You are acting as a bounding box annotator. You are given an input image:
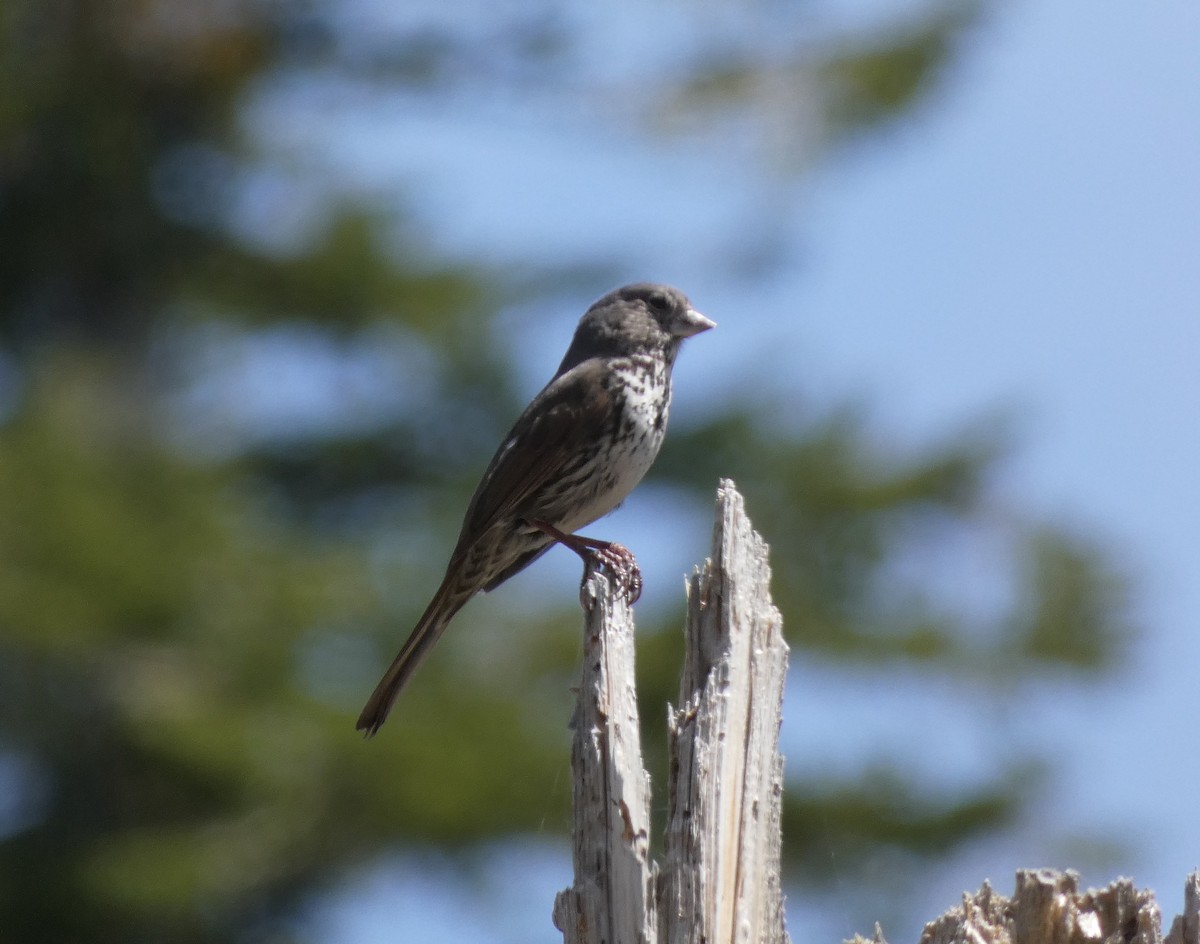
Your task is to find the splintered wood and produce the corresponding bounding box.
[554,480,790,944]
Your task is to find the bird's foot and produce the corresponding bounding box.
[587,541,642,604]
[526,519,643,604]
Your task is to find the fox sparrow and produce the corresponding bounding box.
[357,283,714,735]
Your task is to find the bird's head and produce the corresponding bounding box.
[556,283,715,375]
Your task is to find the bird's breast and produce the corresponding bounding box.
[555,356,671,533]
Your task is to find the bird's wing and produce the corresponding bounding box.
[453,358,610,551]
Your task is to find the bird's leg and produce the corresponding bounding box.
[526,519,643,604]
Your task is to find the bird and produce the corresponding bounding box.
[356,283,715,735]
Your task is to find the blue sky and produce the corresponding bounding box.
[799,0,1200,926]
[258,0,1200,939]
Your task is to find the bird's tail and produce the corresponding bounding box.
[355,575,475,737]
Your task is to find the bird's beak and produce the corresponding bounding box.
[675,307,717,338]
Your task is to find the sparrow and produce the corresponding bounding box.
[356,283,714,735]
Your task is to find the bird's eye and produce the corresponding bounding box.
[647,292,669,312]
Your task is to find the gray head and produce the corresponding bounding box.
[556,283,715,377]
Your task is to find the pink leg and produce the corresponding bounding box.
[527,519,643,604]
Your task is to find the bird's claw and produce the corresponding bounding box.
[591,542,642,604]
